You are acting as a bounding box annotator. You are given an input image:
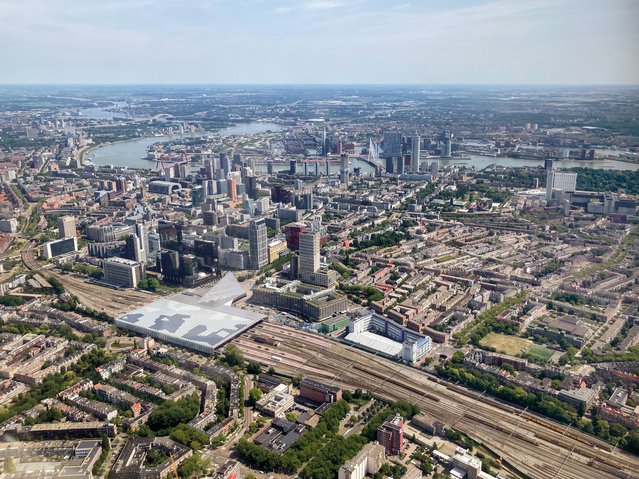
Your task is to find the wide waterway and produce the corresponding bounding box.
[88,123,639,172]
[88,122,283,169]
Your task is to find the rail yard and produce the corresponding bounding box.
[232,321,639,479]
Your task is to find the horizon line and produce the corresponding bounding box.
[1,82,639,88]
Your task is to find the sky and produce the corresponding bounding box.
[1,0,638,85]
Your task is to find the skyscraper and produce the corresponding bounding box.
[249,218,268,270]
[228,177,238,202]
[340,153,349,185]
[299,231,320,277]
[410,135,421,172]
[430,161,440,177]
[290,159,297,175]
[322,127,328,156]
[383,132,402,158]
[134,223,148,263]
[220,152,230,176]
[57,216,76,239]
[441,134,453,158]
[204,158,215,179]
[544,158,554,171]
[385,157,395,174]
[546,171,577,203]
[125,234,145,263]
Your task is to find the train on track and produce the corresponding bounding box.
[251,335,280,346]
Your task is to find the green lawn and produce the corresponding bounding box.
[479,333,532,356]
[524,345,554,363]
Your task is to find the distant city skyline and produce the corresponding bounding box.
[1,0,638,85]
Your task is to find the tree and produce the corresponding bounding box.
[170,424,210,450]
[148,277,161,290]
[178,453,210,478]
[247,361,261,375]
[223,344,245,368]
[577,400,587,418]
[147,394,200,435]
[101,434,111,451]
[248,387,263,407]
[292,374,303,387]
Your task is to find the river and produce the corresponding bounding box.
[88,124,639,172]
[88,122,283,169]
[444,155,639,171]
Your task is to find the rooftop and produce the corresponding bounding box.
[116,273,265,353]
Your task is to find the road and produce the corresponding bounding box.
[243,375,253,430]
[232,322,639,479]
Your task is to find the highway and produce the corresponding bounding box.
[232,322,639,479]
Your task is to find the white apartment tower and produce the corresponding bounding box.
[410,135,421,172]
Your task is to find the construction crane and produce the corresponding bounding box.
[154,157,167,175]
[169,451,178,477]
[178,149,190,165]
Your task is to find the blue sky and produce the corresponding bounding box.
[1,0,638,84]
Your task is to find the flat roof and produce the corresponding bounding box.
[345,331,403,356]
[116,273,265,353]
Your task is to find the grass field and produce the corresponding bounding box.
[479,333,532,356]
[524,344,555,362]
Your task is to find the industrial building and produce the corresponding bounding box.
[299,378,342,405]
[116,273,264,354]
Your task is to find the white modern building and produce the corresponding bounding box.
[102,257,144,288]
[338,443,385,479]
[43,236,78,259]
[546,171,577,203]
[347,312,432,364]
[116,273,265,354]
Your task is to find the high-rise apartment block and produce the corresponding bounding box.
[377,413,404,456]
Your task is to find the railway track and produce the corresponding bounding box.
[233,322,639,479]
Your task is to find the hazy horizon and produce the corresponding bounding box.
[2,0,638,85]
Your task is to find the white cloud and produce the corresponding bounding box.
[306,1,348,10]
